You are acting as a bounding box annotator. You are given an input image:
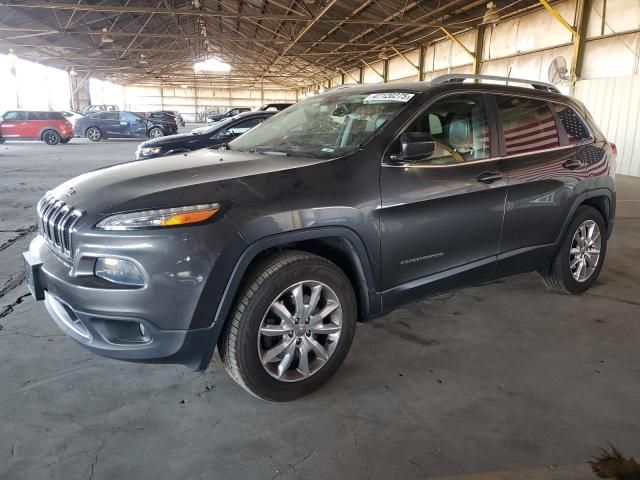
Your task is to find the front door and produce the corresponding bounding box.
[1,111,28,138]
[120,112,147,137]
[380,93,507,308]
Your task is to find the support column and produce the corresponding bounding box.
[572,0,591,81]
[474,26,485,75]
[383,59,389,83]
[419,45,427,81]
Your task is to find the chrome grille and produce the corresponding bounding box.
[37,194,83,258]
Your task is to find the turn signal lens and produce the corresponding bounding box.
[159,208,218,226]
[95,203,220,230]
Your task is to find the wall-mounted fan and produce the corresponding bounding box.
[548,56,569,84]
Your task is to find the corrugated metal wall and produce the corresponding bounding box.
[575,76,640,176]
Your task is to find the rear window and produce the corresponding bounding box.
[551,103,592,144]
[495,96,560,155]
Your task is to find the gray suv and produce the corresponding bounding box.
[24,74,616,401]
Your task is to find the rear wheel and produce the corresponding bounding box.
[218,251,357,401]
[42,129,60,145]
[148,127,164,139]
[86,127,102,142]
[541,205,607,294]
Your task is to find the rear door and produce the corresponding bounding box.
[491,94,592,275]
[0,111,27,138]
[95,112,121,136]
[380,92,507,307]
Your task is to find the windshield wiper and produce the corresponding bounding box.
[249,147,289,156]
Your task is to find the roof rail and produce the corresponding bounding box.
[430,74,560,93]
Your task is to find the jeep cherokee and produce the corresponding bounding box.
[24,74,616,401]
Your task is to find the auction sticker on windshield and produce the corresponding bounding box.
[363,93,415,103]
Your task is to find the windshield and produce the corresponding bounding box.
[192,116,238,135]
[228,90,415,158]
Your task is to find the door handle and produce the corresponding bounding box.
[562,159,583,170]
[475,171,503,184]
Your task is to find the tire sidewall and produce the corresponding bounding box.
[43,130,60,145]
[233,260,357,401]
[555,206,607,294]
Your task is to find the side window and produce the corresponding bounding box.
[495,96,560,155]
[227,117,264,135]
[551,103,591,144]
[391,94,491,165]
[27,112,44,120]
[120,112,140,122]
[4,111,22,121]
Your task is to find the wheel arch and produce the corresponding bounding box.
[194,227,380,371]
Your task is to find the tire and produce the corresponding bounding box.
[86,127,102,142]
[541,205,607,294]
[148,127,164,139]
[42,129,60,145]
[218,251,357,402]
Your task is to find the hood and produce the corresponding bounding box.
[49,149,328,220]
[138,131,201,149]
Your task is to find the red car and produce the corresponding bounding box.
[0,110,74,145]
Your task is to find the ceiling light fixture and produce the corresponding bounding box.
[7,48,17,59]
[69,67,77,76]
[101,27,114,43]
[482,2,501,25]
[193,0,201,8]
[194,58,231,72]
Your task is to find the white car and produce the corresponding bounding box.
[60,110,85,127]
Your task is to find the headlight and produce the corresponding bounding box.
[139,146,162,157]
[95,203,220,230]
[95,257,145,286]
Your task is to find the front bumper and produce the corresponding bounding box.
[23,223,240,369]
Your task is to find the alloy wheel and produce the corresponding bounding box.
[87,128,100,141]
[149,128,163,138]
[569,219,601,282]
[257,280,343,382]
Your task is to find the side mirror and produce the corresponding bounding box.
[392,132,435,162]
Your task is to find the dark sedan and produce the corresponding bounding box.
[75,111,178,142]
[135,111,273,160]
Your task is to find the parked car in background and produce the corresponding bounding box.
[158,110,185,127]
[136,111,274,160]
[60,110,85,127]
[82,104,119,115]
[0,110,73,145]
[206,107,251,124]
[75,111,177,141]
[145,110,182,126]
[257,103,293,112]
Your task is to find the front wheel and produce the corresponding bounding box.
[86,127,102,142]
[541,205,607,294]
[218,251,357,401]
[148,127,163,139]
[42,129,60,145]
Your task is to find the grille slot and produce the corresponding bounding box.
[37,194,82,258]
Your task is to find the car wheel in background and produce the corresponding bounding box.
[148,127,164,139]
[218,251,357,402]
[42,130,61,145]
[541,205,607,295]
[86,127,102,142]
[60,137,71,144]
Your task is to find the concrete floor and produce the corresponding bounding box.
[1,134,639,480]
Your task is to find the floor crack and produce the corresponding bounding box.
[0,224,37,252]
[0,292,30,321]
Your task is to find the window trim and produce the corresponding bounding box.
[382,89,594,169]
